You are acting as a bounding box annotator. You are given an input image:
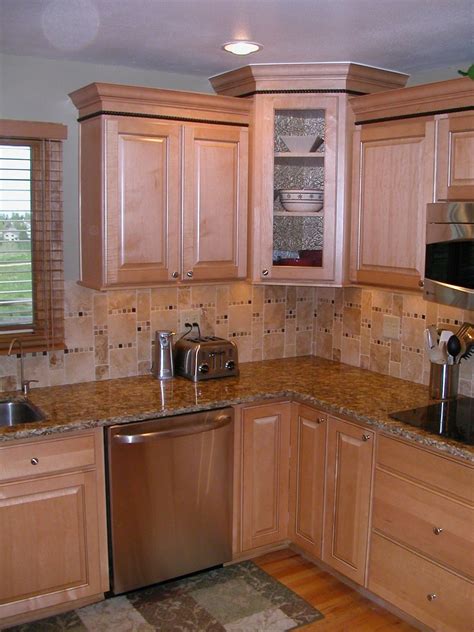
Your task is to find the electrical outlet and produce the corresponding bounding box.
[383,314,400,340]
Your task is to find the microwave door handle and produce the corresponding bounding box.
[113,413,232,444]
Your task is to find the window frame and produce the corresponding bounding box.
[0,119,67,354]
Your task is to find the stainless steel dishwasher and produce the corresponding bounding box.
[106,408,233,594]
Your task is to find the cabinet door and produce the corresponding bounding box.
[323,416,374,585]
[105,117,181,285]
[241,402,291,551]
[0,470,104,620]
[436,113,474,201]
[252,94,342,284]
[289,404,326,558]
[351,119,435,290]
[182,124,248,281]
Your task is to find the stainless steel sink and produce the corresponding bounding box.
[0,400,46,426]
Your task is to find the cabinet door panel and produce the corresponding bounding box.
[241,403,291,551]
[0,470,103,618]
[106,118,180,285]
[323,417,374,585]
[436,114,474,200]
[254,94,341,284]
[289,405,326,557]
[183,125,248,281]
[351,120,435,289]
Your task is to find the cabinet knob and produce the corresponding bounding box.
[362,434,371,441]
[433,527,443,535]
[262,269,269,277]
[186,271,193,278]
[426,593,437,602]
[317,417,325,424]
[418,280,424,288]
[171,271,179,279]
[30,457,39,465]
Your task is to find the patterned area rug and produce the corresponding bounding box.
[7,561,323,631]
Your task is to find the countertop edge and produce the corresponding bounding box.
[1,386,473,463]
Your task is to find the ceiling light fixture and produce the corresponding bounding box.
[222,41,263,56]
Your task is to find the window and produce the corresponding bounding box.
[0,120,67,353]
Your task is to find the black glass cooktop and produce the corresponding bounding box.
[389,397,474,445]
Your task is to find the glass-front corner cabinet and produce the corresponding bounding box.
[251,94,344,284]
[210,63,410,286]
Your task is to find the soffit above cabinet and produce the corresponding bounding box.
[350,77,474,124]
[209,62,409,97]
[68,82,251,125]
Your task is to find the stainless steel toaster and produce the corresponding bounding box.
[174,336,239,381]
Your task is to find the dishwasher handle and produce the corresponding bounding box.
[112,412,233,444]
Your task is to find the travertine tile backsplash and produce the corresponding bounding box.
[1,281,473,396]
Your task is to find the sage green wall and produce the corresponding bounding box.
[0,53,212,280]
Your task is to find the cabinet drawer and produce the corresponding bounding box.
[369,532,474,632]
[0,433,96,482]
[373,469,473,579]
[377,434,473,504]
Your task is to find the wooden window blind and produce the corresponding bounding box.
[0,120,67,353]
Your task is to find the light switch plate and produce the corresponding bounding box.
[383,314,400,340]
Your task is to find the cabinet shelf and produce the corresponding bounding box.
[274,210,324,217]
[274,152,324,159]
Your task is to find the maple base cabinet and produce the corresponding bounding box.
[0,429,108,626]
[236,401,292,553]
[289,404,327,558]
[322,416,375,585]
[369,434,474,632]
[69,83,249,289]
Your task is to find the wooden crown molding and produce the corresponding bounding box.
[209,62,409,97]
[350,77,474,123]
[0,119,67,140]
[69,82,251,125]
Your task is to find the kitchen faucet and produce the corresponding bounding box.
[7,338,38,396]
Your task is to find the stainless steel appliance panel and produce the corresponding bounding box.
[106,408,233,594]
[424,202,474,310]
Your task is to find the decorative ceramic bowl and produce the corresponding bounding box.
[279,189,324,212]
[280,135,323,153]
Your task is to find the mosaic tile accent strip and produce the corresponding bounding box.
[5,561,323,632]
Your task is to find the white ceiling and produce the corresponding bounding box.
[0,0,472,80]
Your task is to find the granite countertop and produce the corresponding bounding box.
[0,356,472,462]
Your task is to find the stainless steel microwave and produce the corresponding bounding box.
[424,202,474,311]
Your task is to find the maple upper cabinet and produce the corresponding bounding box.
[436,111,474,201]
[183,124,248,281]
[350,77,473,291]
[350,118,436,290]
[211,63,408,285]
[289,404,327,558]
[323,416,375,586]
[69,82,249,289]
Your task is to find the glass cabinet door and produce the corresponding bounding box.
[258,95,338,283]
[273,108,325,268]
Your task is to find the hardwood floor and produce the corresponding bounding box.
[253,548,418,631]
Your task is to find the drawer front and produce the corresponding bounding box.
[373,469,473,579]
[377,434,473,504]
[369,532,474,632]
[0,433,96,482]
